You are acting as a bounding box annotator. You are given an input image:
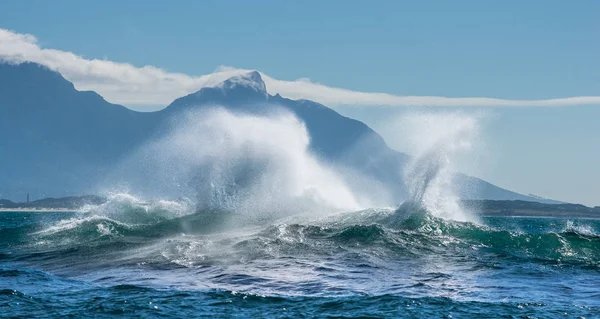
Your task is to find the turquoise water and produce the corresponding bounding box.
[1,207,599,318]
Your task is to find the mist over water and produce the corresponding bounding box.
[393,112,481,223]
[101,108,484,224]
[106,108,368,219]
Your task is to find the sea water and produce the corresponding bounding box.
[1,205,599,318]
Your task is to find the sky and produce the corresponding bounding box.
[0,1,598,205]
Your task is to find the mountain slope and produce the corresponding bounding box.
[0,62,161,197]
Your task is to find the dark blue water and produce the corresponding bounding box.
[1,204,599,318]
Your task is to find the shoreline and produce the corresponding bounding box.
[0,208,82,213]
[480,213,600,220]
[1,208,599,219]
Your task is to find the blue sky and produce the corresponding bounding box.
[2,1,599,98]
[1,1,598,205]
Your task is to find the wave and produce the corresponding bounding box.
[23,195,240,248]
[5,196,598,272]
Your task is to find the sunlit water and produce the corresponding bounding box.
[1,206,599,318]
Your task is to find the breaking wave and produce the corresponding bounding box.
[5,196,597,275]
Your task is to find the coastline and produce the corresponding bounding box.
[0,208,81,213]
[1,196,599,218]
[2,208,599,219]
[480,213,600,220]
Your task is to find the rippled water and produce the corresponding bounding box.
[1,206,599,318]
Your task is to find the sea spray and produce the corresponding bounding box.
[105,108,365,218]
[392,112,482,222]
[102,108,485,224]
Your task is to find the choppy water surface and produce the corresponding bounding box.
[1,201,599,318]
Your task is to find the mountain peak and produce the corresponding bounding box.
[169,71,268,111]
[217,71,267,96]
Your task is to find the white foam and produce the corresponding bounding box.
[106,108,365,217]
[563,220,596,236]
[391,112,482,223]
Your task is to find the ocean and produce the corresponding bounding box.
[1,199,599,318]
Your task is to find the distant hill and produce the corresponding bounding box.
[0,62,560,204]
[462,200,600,218]
[453,174,564,204]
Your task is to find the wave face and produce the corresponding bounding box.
[2,198,600,318]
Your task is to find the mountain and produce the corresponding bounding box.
[0,62,162,198]
[164,71,391,158]
[453,174,563,204]
[0,62,557,204]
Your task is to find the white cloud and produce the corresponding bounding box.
[1,28,599,109]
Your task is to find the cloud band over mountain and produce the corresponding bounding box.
[1,28,599,109]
